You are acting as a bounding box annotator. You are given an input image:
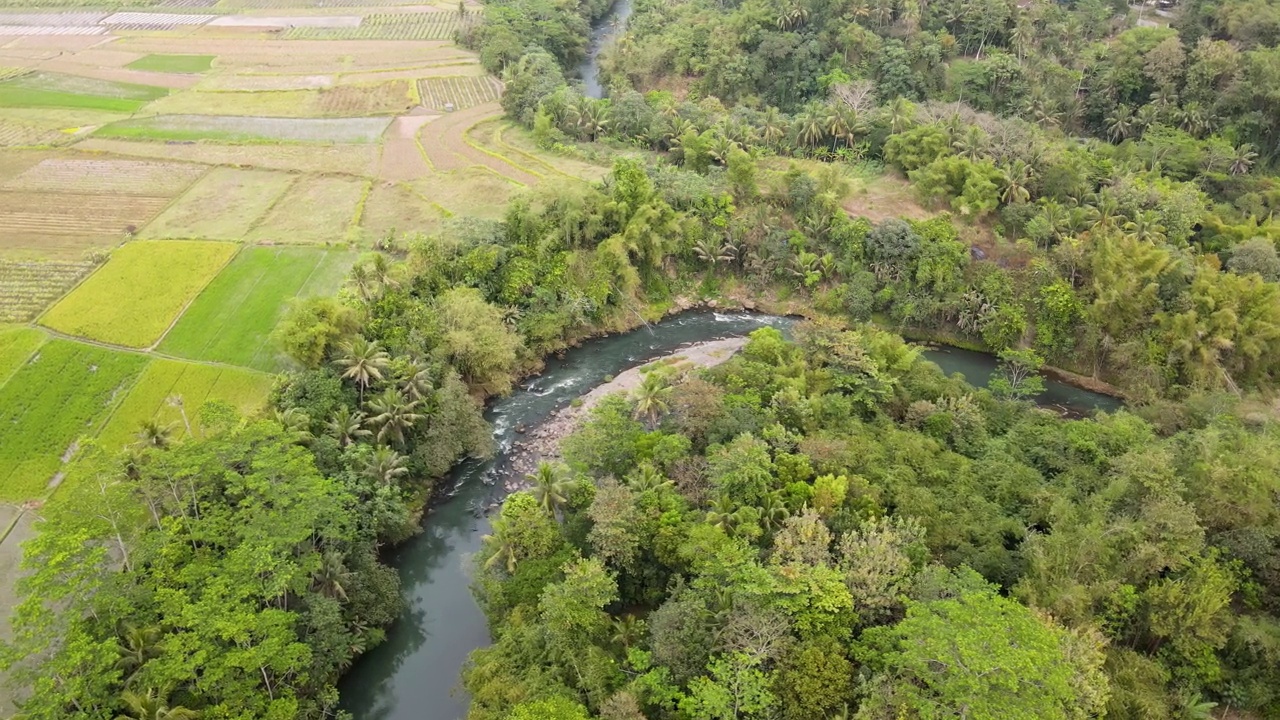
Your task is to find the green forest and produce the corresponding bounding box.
[6,0,1280,716]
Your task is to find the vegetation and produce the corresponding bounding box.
[41,241,237,349]
[124,55,215,74]
[0,339,146,501]
[158,248,355,371]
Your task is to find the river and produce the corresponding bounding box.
[577,0,632,99]
[338,312,1119,720]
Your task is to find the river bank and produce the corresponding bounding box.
[503,336,748,489]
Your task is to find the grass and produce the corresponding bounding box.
[0,72,167,113]
[359,180,449,242]
[95,358,273,449]
[246,174,367,244]
[126,54,215,74]
[0,326,46,387]
[141,168,296,240]
[158,247,355,371]
[0,339,147,502]
[40,240,238,348]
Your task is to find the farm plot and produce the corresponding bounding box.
[246,174,367,244]
[0,192,171,258]
[0,120,66,147]
[283,12,480,40]
[0,326,45,386]
[75,137,380,174]
[0,339,147,502]
[360,180,449,241]
[0,258,96,322]
[160,247,354,370]
[41,240,237,348]
[126,54,215,73]
[143,89,321,118]
[316,80,415,116]
[96,114,391,142]
[418,75,501,111]
[142,167,295,240]
[1,157,207,195]
[415,168,517,218]
[0,72,167,112]
[95,358,273,449]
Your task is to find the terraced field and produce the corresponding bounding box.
[0,191,171,257]
[159,247,355,370]
[0,157,207,195]
[247,174,368,243]
[418,75,501,110]
[40,240,237,347]
[143,167,296,240]
[0,72,167,112]
[0,325,45,385]
[96,114,392,143]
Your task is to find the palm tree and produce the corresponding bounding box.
[1000,161,1032,204]
[363,445,409,486]
[610,615,645,652]
[135,419,173,449]
[364,388,424,447]
[396,360,435,402]
[114,689,199,720]
[1229,143,1258,176]
[627,462,672,492]
[793,103,827,150]
[528,462,574,519]
[114,624,162,678]
[326,406,371,447]
[367,252,399,291]
[273,407,312,443]
[632,372,672,426]
[345,263,378,301]
[165,395,192,438]
[708,134,739,165]
[886,97,915,133]
[335,336,390,402]
[952,125,988,160]
[312,550,352,601]
[706,496,742,534]
[692,236,735,271]
[759,107,789,148]
[481,532,518,574]
[1106,105,1135,142]
[1123,210,1167,244]
[758,492,790,532]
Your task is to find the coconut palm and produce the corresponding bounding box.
[367,253,400,291]
[708,134,740,165]
[632,372,672,426]
[481,532,518,573]
[626,462,672,492]
[165,395,192,438]
[273,407,312,443]
[1229,143,1258,176]
[1106,105,1135,142]
[335,336,390,402]
[952,125,988,160]
[114,689,199,720]
[793,103,827,149]
[528,462,575,519]
[758,492,790,532]
[706,496,742,534]
[364,388,424,447]
[326,406,370,447]
[396,360,435,403]
[886,97,915,133]
[758,106,789,148]
[1123,210,1167,244]
[692,236,735,271]
[610,615,645,651]
[312,550,352,601]
[1000,160,1032,204]
[114,624,162,678]
[363,445,409,486]
[135,419,174,449]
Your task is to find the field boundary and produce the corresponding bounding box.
[346,178,373,240]
[145,241,241,351]
[0,329,46,390]
[461,126,542,183]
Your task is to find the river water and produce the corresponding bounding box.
[338,312,1119,720]
[577,0,633,98]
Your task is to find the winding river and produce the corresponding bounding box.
[338,311,1118,720]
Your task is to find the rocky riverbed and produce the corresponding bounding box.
[501,336,748,491]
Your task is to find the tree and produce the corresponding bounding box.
[772,637,854,720]
[135,419,173,449]
[858,578,1109,720]
[273,296,358,369]
[334,336,390,402]
[680,652,776,720]
[528,462,575,520]
[363,445,409,486]
[989,348,1046,401]
[326,405,370,447]
[114,689,199,720]
[1226,237,1280,281]
[364,388,424,447]
[433,287,525,395]
[632,372,673,427]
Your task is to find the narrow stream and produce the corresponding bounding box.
[577,0,632,99]
[338,312,1120,720]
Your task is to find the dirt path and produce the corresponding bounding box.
[503,337,747,488]
[419,100,539,185]
[0,507,33,714]
[377,114,436,181]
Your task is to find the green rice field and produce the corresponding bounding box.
[0,73,168,113]
[0,326,46,386]
[126,54,216,74]
[0,339,147,501]
[158,247,355,370]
